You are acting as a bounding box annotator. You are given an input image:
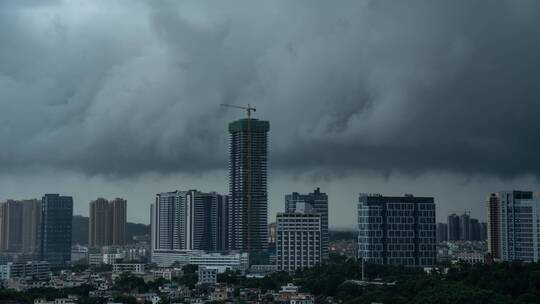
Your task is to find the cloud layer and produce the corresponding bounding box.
[1,0,540,179]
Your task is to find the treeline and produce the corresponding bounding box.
[3,256,540,304]
[295,255,540,303]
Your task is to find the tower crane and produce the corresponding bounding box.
[221,103,256,118]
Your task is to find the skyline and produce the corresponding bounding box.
[1,1,540,227]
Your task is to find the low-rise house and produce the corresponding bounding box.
[34,298,76,304]
[152,268,183,280]
[112,263,146,274]
[209,287,230,302]
[197,267,218,285]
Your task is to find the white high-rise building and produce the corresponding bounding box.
[151,190,228,253]
[488,191,540,262]
[285,188,329,259]
[276,202,322,272]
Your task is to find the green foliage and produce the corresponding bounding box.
[114,273,149,293]
[217,270,240,284]
[172,264,198,288]
[0,284,97,304]
[294,256,540,304]
[241,271,293,292]
[70,264,89,273]
[113,295,138,304]
[0,287,32,304]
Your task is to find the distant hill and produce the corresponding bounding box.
[71,215,150,245]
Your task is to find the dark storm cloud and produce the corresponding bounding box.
[0,0,539,178]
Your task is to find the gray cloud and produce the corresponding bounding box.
[1,0,539,179]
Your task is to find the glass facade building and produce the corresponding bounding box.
[39,194,73,267]
[357,194,436,266]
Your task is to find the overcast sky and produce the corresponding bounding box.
[1,0,540,227]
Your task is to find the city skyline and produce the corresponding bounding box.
[2,2,540,302]
[1,1,540,227]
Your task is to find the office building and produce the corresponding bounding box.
[276,203,322,272]
[357,194,436,266]
[228,118,270,252]
[89,198,127,248]
[436,223,448,243]
[151,190,228,253]
[487,191,540,262]
[447,214,460,241]
[39,194,73,266]
[285,188,329,259]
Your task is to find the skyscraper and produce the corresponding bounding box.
[487,191,540,262]
[0,200,41,253]
[110,198,127,246]
[357,194,436,267]
[0,203,4,251]
[459,213,471,241]
[285,188,329,259]
[152,191,183,252]
[185,190,219,251]
[447,214,460,241]
[480,222,488,241]
[487,193,501,259]
[469,218,481,241]
[436,223,448,243]
[228,118,269,252]
[151,190,227,253]
[216,194,229,251]
[40,194,73,266]
[0,200,23,252]
[89,198,110,247]
[89,198,127,248]
[21,200,41,253]
[276,203,322,272]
